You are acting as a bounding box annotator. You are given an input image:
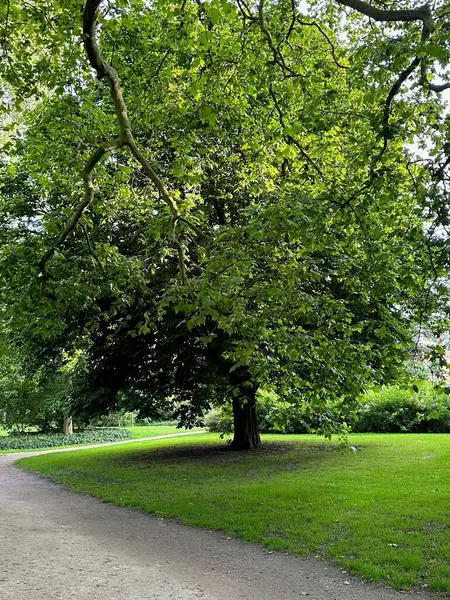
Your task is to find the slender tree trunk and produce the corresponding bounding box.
[229,381,261,450]
[63,375,73,435]
[63,415,73,435]
[42,416,49,434]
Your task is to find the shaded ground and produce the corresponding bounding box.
[0,442,439,600]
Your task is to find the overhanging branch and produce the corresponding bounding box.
[40,0,189,281]
[39,137,123,272]
[334,0,450,93]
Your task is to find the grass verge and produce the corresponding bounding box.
[17,433,450,593]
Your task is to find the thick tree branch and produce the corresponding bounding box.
[335,0,450,93]
[84,0,186,280]
[333,0,450,170]
[39,137,122,272]
[127,139,187,278]
[257,0,301,78]
[429,81,450,92]
[41,0,188,281]
[334,0,433,33]
[83,0,132,140]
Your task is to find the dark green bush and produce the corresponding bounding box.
[90,411,137,427]
[353,384,450,433]
[0,428,132,450]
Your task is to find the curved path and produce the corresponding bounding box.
[0,436,436,600]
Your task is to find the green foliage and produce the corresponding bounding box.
[257,394,311,435]
[0,428,131,451]
[207,384,450,435]
[204,406,233,434]
[0,347,71,433]
[1,0,449,440]
[404,360,431,381]
[354,384,450,433]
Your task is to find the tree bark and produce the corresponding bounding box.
[63,416,73,435]
[229,383,261,450]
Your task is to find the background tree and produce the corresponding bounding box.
[0,343,75,434]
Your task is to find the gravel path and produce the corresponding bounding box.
[0,437,437,600]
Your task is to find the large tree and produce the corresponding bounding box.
[1,0,449,448]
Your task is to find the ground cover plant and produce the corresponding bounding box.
[18,433,450,593]
[0,427,131,451]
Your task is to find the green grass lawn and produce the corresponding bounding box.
[17,433,450,594]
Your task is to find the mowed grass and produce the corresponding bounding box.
[18,433,450,593]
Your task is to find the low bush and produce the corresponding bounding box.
[353,384,450,433]
[0,428,132,450]
[90,411,137,428]
[204,406,233,434]
[134,417,178,427]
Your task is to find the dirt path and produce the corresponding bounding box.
[0,441,437,600]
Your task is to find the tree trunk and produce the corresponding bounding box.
[63,375,74,435]
[63,416,73,435]
[229,386,261,450]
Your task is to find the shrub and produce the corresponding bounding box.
[134,417,177,426]
[90,411,137,427]
[0,428,132,450]
[204,406,233,433]
[353,384,450,433]
[258,391,310,433]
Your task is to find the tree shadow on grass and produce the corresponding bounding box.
[115,440,340,473]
